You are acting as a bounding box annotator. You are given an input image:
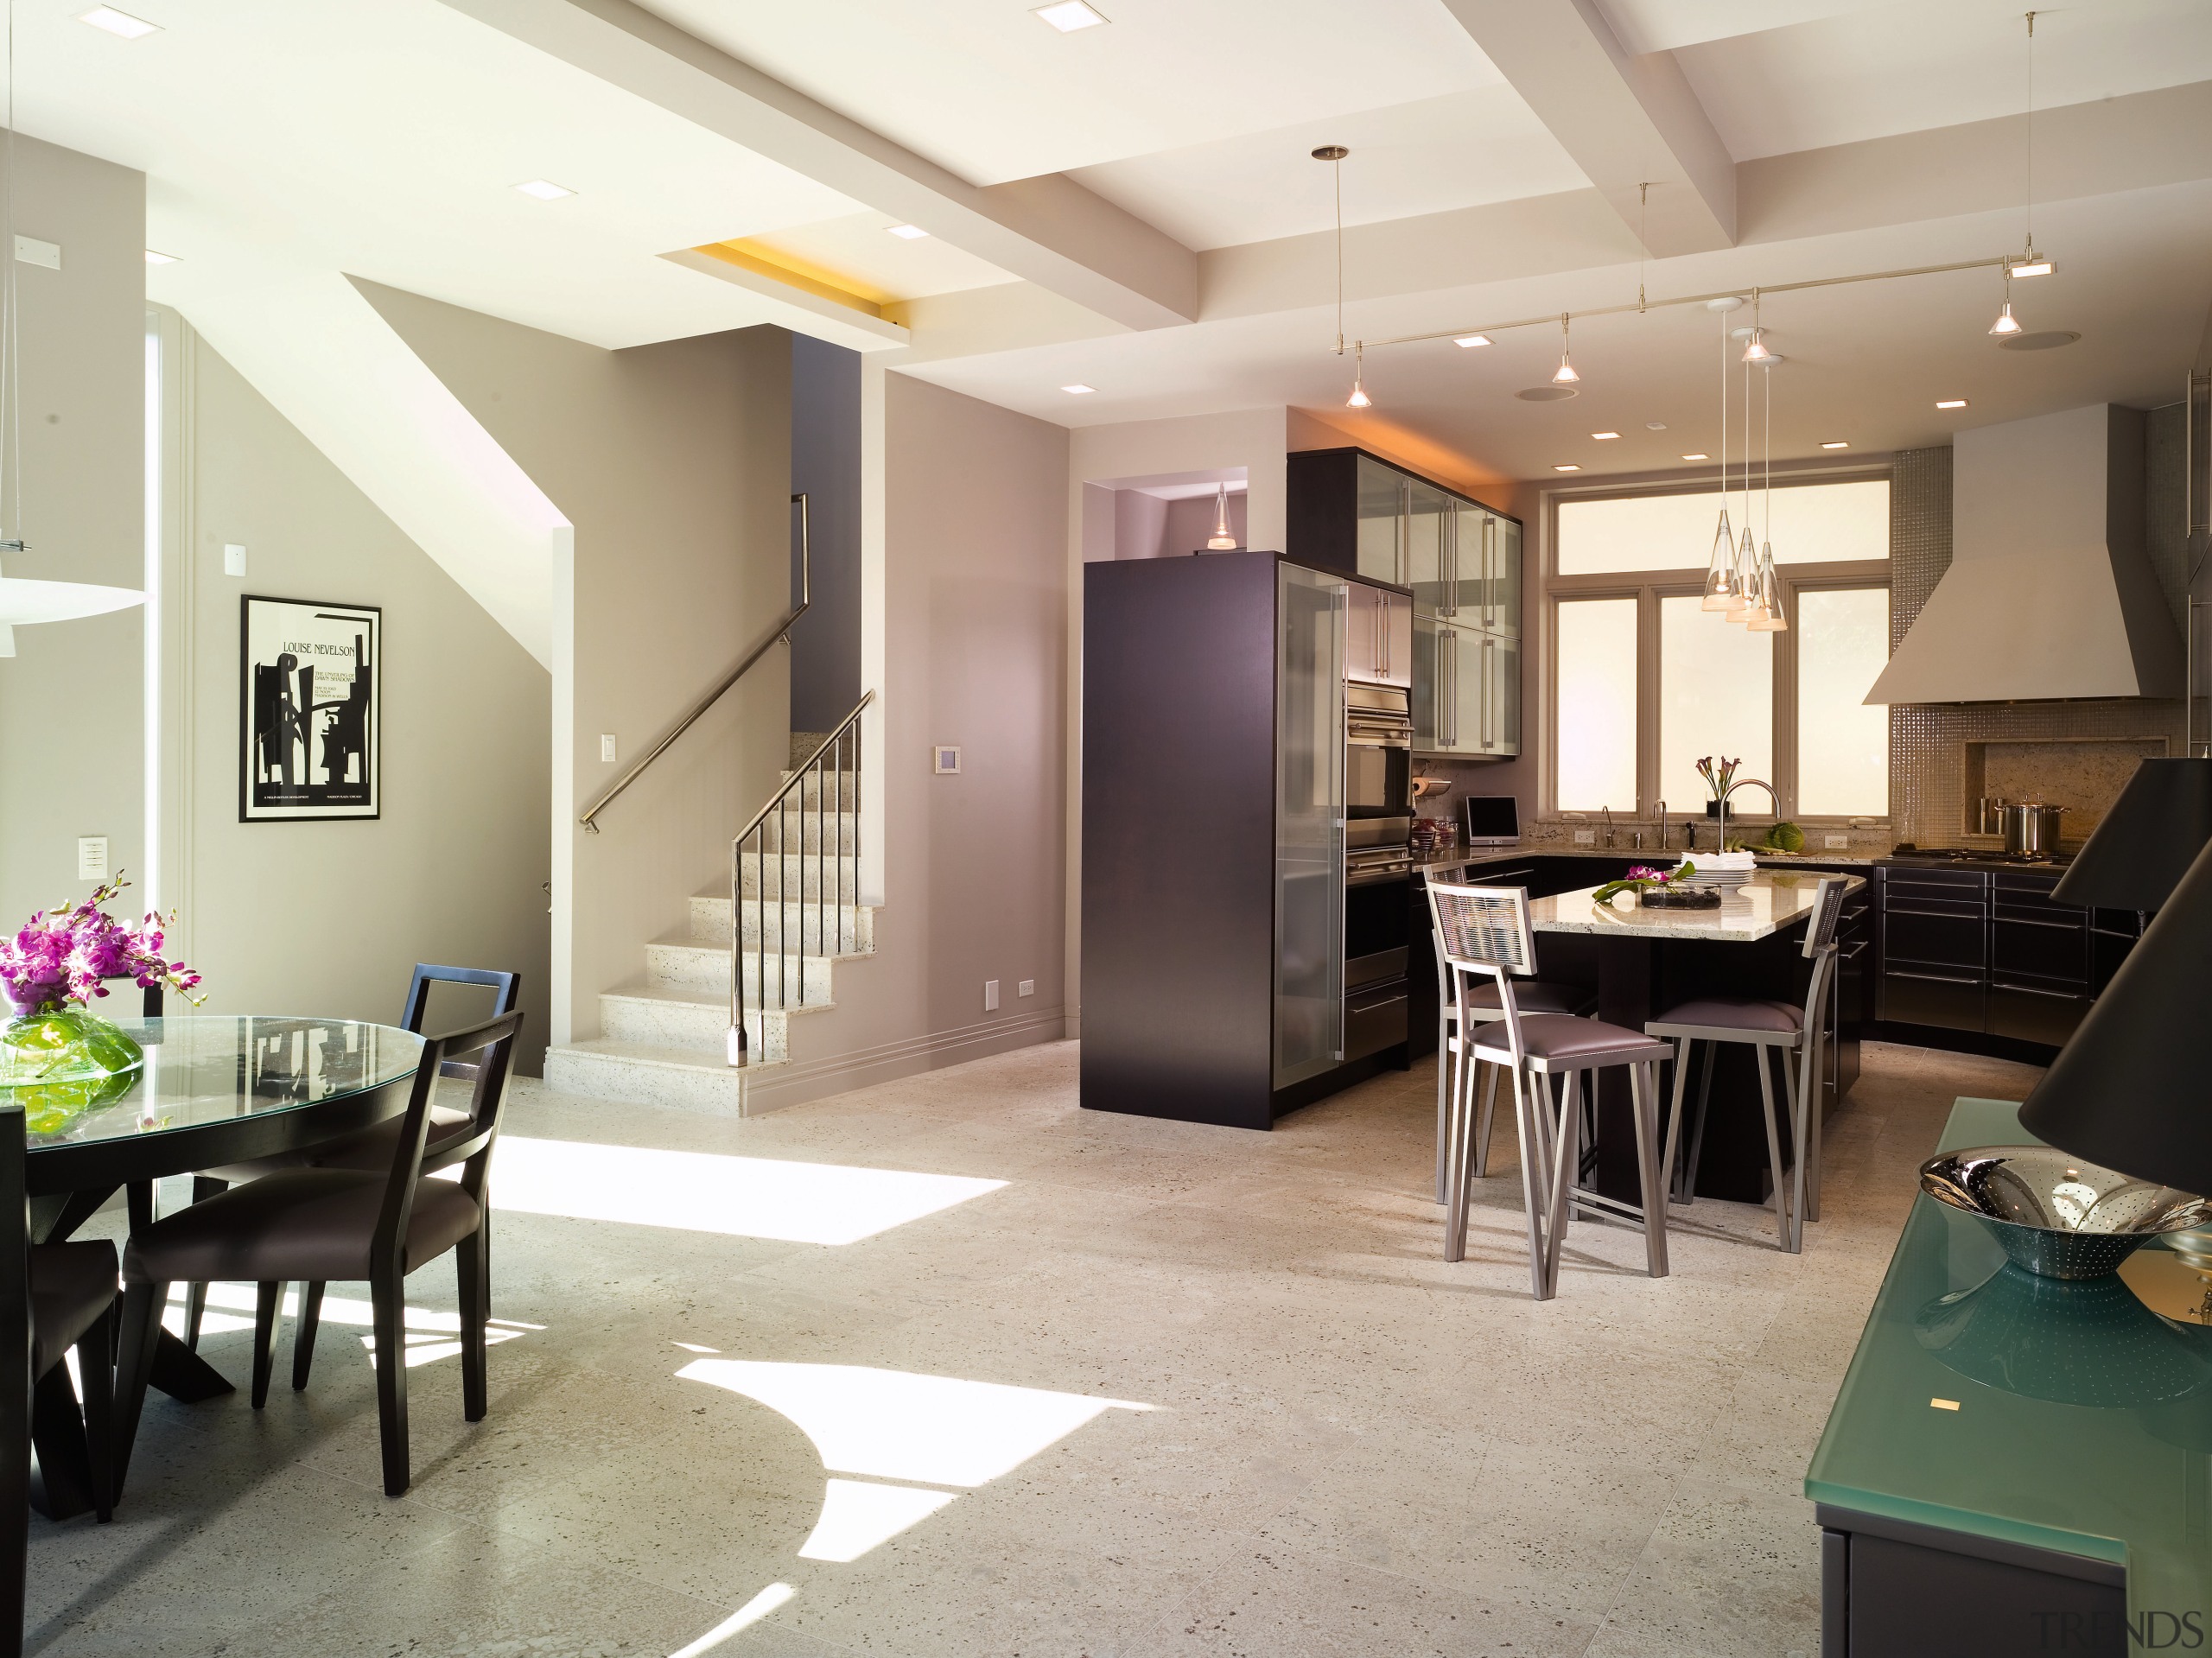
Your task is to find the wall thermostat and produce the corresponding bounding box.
[933,746,962,775]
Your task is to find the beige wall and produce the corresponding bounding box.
[360,286,793,1044]
[173,334,552,1057]
[0,137,146,927]
[752,370,1067,1107]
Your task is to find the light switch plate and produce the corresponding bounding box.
[223,543,246,577]
[983,979,1000,1012]
[1824,834,1851,849]
[1018,979,1034,998]
[77,836,108,881]
[933,745,962,775]
[600,734,618,763]
[14,235,59,270]
[1573,829,1595,845]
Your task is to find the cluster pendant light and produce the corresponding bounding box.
[1748,338,1787,633]
[1698,294,1788,633]
[1700,300,1739,612]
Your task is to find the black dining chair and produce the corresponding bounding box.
[180,964,521,1354]
[115,1009,522,1498]
[3,1105,124,1655]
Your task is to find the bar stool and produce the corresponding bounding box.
[1429,880,1674,1301]
[1647,876,1848,1254]
[1428,874,1595,1201]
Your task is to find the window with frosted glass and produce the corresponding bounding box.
[1555,598,1637,812]
[1659,596,1773,816]
[1798,588,1891,817]
[1558,480,1888,575]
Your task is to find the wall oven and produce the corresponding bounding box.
[1345,682,1412,849]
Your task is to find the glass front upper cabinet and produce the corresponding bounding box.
[1354,457,1403,586]
[1402,481,1449,615]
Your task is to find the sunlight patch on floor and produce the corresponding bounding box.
[667,1583,795,1658]
[165,1283,542,1369]
[798,1479,957,1562]
[462,1136,1007,1244]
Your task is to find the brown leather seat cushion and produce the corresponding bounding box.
[123,1169,484,1286]
[202,1105,474,1184]
[30,1241,117,1379]
[1454,981,1596,1019]
[1471,1013,1666,1062]
[1649,998,1802,1036]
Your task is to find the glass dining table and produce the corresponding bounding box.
[22,1014,423,1518]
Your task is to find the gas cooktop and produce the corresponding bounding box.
[1883,844,2075,867]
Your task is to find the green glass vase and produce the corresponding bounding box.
[1,1005,143,1134]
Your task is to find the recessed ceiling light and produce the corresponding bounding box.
[1553,464,1581,473]
[1936,399,1969,410]
[1591,432,1620,441]
[1681,452,1709,461]
[79,5,160,38]
[1821,441,1849,450]
[2010,259,2055,278]
[514,179,573,201]
[887,224,930,240]
[1454,334,1491,349]
[1033,0,1108,30]
[1645,422,1668,431]
[143,249,178,264]
[1061,384,1095,395]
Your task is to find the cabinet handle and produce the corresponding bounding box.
[1885,967,1982,987]
[1992,979,2086,1000]
[1481,635,1494,750]
[1483,516,1495,629]
[1442,630,1456,746]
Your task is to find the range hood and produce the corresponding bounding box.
[1866,404,2183,704]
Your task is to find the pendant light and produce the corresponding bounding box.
[1550,314,1580,384]
[2010,12,2051,285]
[1749,357,1787,632]
[1205,484,1237,549]
[1345,344,1371,410]
[0,0,145,655]
[1314,143,1371,410]
[1726,328,1759,621]
[1989,268,2024,337]
[1700,301,1739,610]
[1739,290,1773,364]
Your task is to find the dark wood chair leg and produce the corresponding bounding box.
[111,1280,167,1490]
[181,1178,228,1350]
[457,1226,488,1422]
[292,1282,326,1392]
[249,1282,280,1408]
[370,1269,410,1496]
[77,1305,117,1523]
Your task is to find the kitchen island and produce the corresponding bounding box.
[1423,857,1867,1209]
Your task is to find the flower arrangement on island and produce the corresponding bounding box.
[1592,862,1700,905]
[0,876,201,1017]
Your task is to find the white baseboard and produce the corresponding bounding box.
[740,1006,1069,1115]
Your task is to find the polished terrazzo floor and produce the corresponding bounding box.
[29,1038,2044,1657]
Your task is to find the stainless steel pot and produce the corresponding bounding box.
[1999,802,2066,857]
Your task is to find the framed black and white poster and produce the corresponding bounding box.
[239,594,380,823]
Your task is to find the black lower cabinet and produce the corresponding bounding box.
[1821,1508,2128,1656]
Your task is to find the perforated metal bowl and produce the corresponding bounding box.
[1919,1146,2212,1280]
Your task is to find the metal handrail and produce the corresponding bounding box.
[727,688,874,1069]
[579,492,811,833]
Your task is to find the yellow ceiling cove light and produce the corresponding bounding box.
[514,179,573,200]
[1033,1,1108,31]
[78,5,159,37]
[1454,334,1491,349]
[886,224,929,239]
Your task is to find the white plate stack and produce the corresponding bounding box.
[1670,850,1757,890]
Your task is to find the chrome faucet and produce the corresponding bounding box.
[1655,800,1669,853]
[1717,778,1780,851]
[1601,805,1615,848]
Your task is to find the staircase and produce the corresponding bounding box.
[547,708,876,1115]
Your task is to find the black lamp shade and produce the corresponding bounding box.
[2050,757,2212,912]
[2021,834,2212,1195]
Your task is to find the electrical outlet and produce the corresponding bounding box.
[600,734,618,763]
[77,836,108,881]
[1824,834,1851,849]
[1018,979,1034,998]
[223,543,246,577]
[983,979,1000,1012]
[1573,829,1595,845]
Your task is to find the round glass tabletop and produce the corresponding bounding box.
[18,1016,423,1185]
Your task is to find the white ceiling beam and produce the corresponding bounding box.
[436,0,1196,330]
[1436,0,1736,257]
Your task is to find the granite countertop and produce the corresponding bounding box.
[1524,872,1865,941]
[1413,845,1884,871]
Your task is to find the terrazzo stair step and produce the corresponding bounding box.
[737,854,861,902]
[543,1039,751,1113]
[601,983,824,1049]
[644,938,843,1001]
[755,814,861,854]
[687,894,875,953]
[774,769,858,810]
